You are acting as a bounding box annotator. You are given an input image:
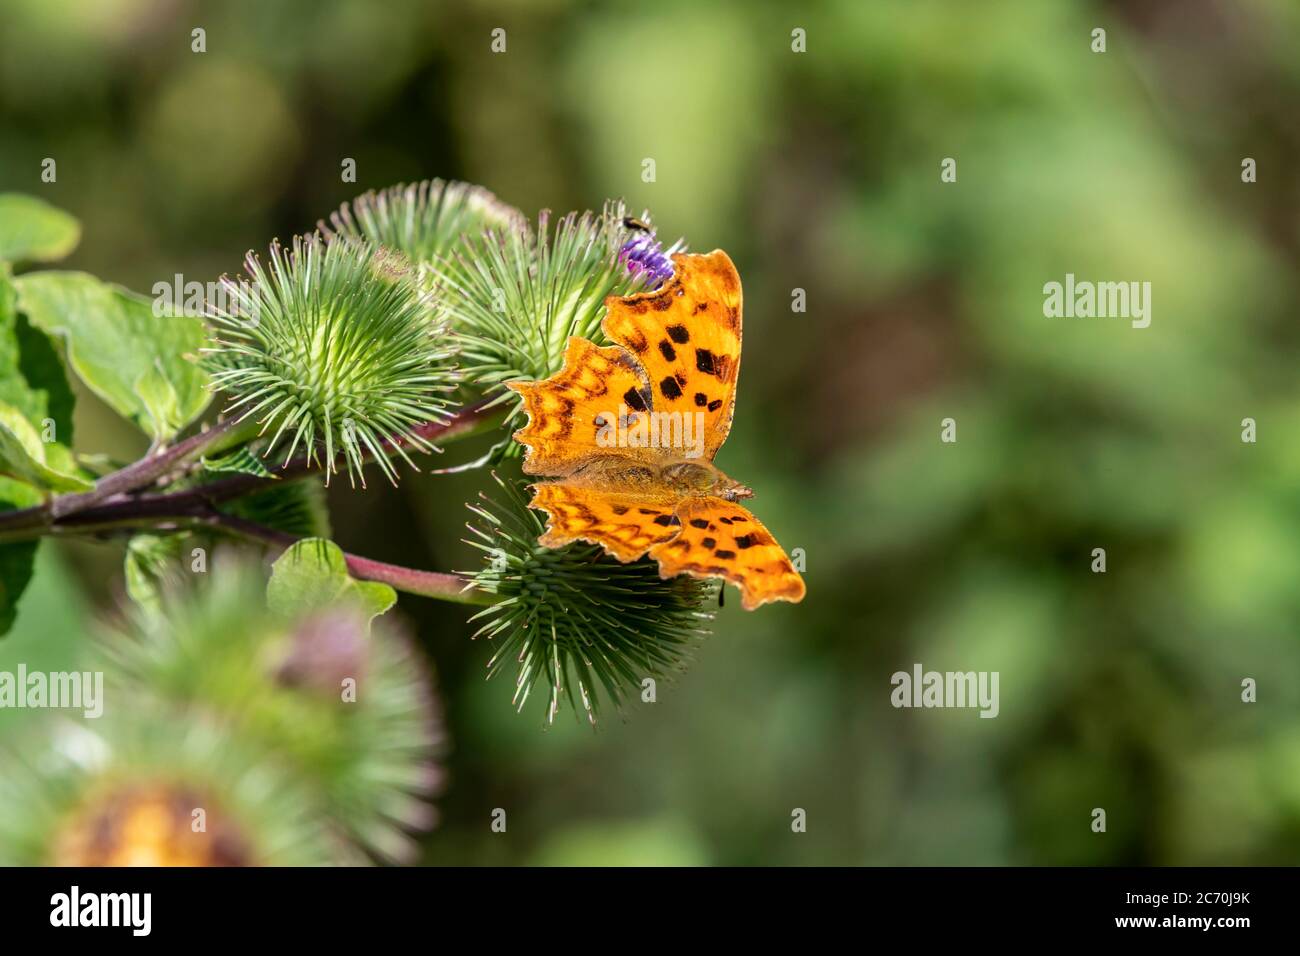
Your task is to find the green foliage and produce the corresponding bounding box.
[0,265,83,634]
[0,532,38,638]
[0,278,76,444]
[0,271,86,499]
[0,194,80,264]
[0,400,90,492]
[268,537,394,627]
[206,235,457,485]
[465,474,714,723]
[14,271,209,441]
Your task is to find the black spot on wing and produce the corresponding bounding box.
[623,385,651,412]
[666,324,690,343]
[659,376,683,400]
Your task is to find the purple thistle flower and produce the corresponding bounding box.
[618,232,674,289]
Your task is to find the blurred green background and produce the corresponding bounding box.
[4,0,1300,865]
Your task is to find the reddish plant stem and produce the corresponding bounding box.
[0,397,502,539]
[186,397,501,503]
[0,416,246,536]
[47,501,489,606]
[212,513,490,606]
[52,416,248,517]
[0,398,505,606]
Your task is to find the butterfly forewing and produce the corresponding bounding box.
[601,250,742,462]
[530,482,681,562]
[507,336,655,477]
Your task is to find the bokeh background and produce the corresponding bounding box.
[3,0,1300,865]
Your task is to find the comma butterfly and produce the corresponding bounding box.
[506,250,806,610]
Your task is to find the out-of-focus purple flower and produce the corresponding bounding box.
[618,233,674,289]
[275,607,369,694]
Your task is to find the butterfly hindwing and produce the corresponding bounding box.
[649,496,805,610]
[530,481,682,562]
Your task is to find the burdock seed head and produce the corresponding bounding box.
[205,233,458,486]
[464,473,715,724]
[322,179,526,264]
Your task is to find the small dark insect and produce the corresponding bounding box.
[622,216,653,233]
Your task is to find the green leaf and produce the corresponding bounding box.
[13,310,76,446]
[14,271,210,440]
[0,478,42,638]
[132,363,186,439]
[0,401,91,492]
[0,194,80,264]
[0,267,75,443]
[267,538,394,628]
[0,269,81,635]
[0,541,38,637]
[41,442,85,482]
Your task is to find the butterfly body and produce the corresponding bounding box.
[507,250,805,610]
[659,459,753,500]
[556,452,750,500]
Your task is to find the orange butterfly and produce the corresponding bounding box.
[507,250,806,610]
